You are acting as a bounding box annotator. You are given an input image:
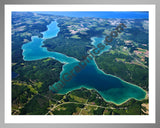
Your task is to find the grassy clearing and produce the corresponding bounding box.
[70,35,81,39]
[70,94,87,103]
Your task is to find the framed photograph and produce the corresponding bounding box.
[1,1,159,128]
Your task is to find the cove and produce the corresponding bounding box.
[22,20,146,105]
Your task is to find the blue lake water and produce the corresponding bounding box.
[41,20,60,39]
[22,20,146,105]
[22,21,78,63]
[35,11,148,19]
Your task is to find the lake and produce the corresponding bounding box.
[22,20,146,105]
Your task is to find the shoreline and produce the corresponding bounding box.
[41,20,60,40]
[22,21,78,63]
[57,86,148,106]
[53,36,147,105]
[90,37,147,93]
[95,60,147,93]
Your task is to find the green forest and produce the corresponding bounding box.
[95,51,148,91]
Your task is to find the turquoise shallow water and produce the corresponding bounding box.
[41,21,60,39]
[22,20,146,105]
[22,21,78,64]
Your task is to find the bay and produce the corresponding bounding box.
[35,11,148,19]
